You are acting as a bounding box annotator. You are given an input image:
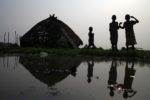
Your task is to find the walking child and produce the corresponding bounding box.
[88,27,95,48]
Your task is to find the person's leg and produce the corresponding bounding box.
[115,44,118,50]
[87,43,90,48]
[132,45,135,51]
[126,44,128,51]
[93,44,96,49]
[91,42,94,49]
[112,44,114,50]
[91,44,94,49]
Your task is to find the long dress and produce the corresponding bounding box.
[123,21,137,45]
[109,22,118,45]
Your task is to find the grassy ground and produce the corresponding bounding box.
[0,47,150,60]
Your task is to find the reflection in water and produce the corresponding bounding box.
[70,66,77,77]
[19,55,81,96]
[108,60,118,97]
[107,60,137,99]
[118,61,137,99]
[19,55,81,87]
[47,86,62,96]
[87,59,94,83]
[0,56,19,69]
[1,55,150,100]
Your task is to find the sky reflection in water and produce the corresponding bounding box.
[0,55,150,100]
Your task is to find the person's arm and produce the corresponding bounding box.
[119,22,124,29]
[117,22,120,29]
[128,90,137,97]
[109,23,112,32]
[131,16,139,23]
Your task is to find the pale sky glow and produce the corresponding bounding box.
[0,0,150,49]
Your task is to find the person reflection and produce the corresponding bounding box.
[70,66,77,77]
[108,60,118,97]
[87,60,94,83]
[118,61,137,99]
[123,61,137,99]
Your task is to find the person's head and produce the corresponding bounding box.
[112,15,116,21]
[109,88,114,97]
[89,27,93,32]
[125,14,130,21]
[123,90,128,99]
[87,78,91,83]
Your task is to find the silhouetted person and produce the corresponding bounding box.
[118,61,137,99]
[119,14,139,51]
[88,27,96,48]
[109,15,120,50]
[108,60,118,97]
[124,62,136,90]
[70,66,77,77]
[87,60,94,83]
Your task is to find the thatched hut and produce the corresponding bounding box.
[20,14,83,49]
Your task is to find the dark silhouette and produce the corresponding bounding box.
[109,15,120,50]
[88,27,96,48]
[87,60,94,83]
[108,60,118,97]
[20,14,83,49]
[118,61,137,99]
[19,55,82,87]
[70,66,77,77]
[119,14,139,51]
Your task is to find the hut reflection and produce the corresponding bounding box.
[19,55,82,87]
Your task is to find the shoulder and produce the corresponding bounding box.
[123,22,126,27]
[123,22,127,25]
[123,22,126,25]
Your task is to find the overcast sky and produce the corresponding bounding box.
[0,0,150,50]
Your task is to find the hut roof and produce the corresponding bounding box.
[21,15,83,49]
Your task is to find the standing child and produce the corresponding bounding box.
[119,14,139,51]
[88,27,95,48]
[109,15,120,50]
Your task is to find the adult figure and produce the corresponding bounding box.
[119,14,139,51]
[109,15,120,50]
[88,27,96,48]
